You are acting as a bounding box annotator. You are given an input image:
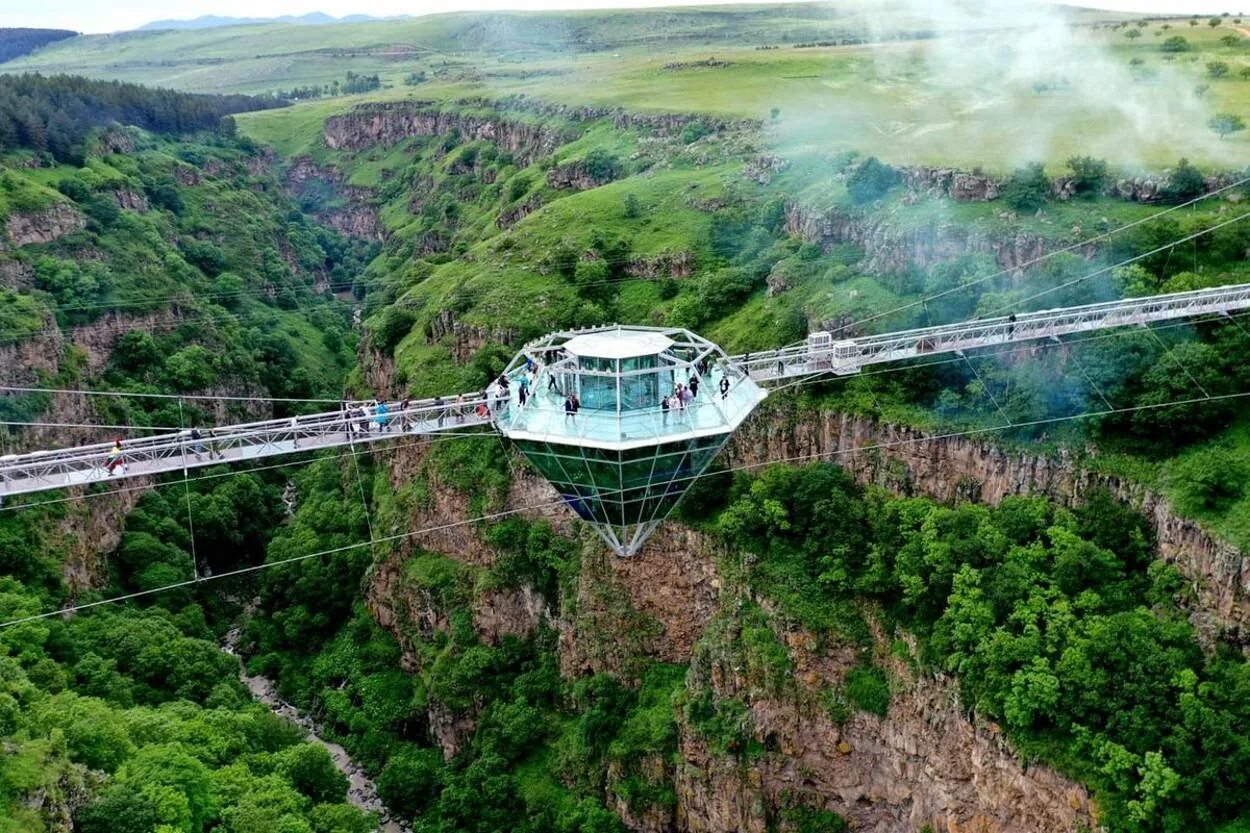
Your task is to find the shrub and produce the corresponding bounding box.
[1168,449,1250,512]
[506,174,531,202]
[623,192,641,219]
[1161,35,1190,52]
[844,665,890,716]
[368,306,415,353]
[181,240,229,277]
[1066,155,1108,197]
[680,120,712,144]
[56,177,90,202]
[1163,158,1206,203]
[582,148,621,183]
[1001,162,1049,212]
[1208,61,1232,78]
[846,157,901,204]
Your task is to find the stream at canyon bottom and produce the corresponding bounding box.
[223,625,409,833]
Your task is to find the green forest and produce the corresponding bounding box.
[5,6,1250,833]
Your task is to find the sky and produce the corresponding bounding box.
[8,0,1243,36]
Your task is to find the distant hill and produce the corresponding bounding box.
[0,28,77,63]
[136,12,410,31]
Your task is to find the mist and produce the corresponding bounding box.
[770,0,1238,172]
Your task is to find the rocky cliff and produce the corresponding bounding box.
[285,157,383,241]
[4,203,85,248]
[783,202,1098,279]
[673,616,1093,833]
[323,102,572,166]
[727,401,1250,647]
[899,164,1243,205]
[364,420,1102,832]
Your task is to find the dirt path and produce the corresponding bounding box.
[224,625,409,833]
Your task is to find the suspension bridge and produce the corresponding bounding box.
[4,280,1249,554]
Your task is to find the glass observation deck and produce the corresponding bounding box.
[492,325,767,556]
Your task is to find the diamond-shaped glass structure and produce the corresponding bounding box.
[493,325,767,555]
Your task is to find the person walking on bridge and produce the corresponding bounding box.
[719,374,730,401]
[189,426,206,460]
[105,439,124,475]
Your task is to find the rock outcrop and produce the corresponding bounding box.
[112,189,149,212]
[674,618,1094,833]
[728,403,1250,647]
[546,161,615,191]
[4,203,84,247]
[424,309,518,365]
[323,102,571,166]
[783,201,1097,278]
[285,157,384,241]
[901,167,1000,202]
[625,250,694,280]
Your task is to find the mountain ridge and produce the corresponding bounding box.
[136,11,412,31]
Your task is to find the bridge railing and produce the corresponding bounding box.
[732,282,1250,383]
[1,394,490,499]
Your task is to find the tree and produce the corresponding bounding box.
[1221,33,1241,46]
[1125,28,1142,39]
[1241,66,1250,80]
[1209,113,1246,139]
[77,784,163,833]
[1066,155,1108,197]
[770,106,781,120]
[1001,162,1050,212]
[1163,158,1206,203]
[1168,448,1250,512]
[847,157,901,204]
[117,744,214,833]
[1162,35,1191,51]
[581,148,621,183]
[1210,16,1223,27]
[573,259,613,304]
[276,744,348,804]
[623,192,641,219]
[1208,60,1231,78]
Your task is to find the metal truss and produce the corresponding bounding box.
[733,282,1250,384]
[1,396,491,500]
[6,282,1250,504]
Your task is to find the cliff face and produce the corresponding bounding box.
[365,424,1099,832]
[899,165,1242,204]
[783,202,1098,279]
[4,203,84,247]
[675,621,1093,833]
[727,403,1250,646]
[323,103,572,166]
[285,157,383,241]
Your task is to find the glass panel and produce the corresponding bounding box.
[577,357,618,411]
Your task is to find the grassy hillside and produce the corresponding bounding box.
[21,4,1248,168]
[225,13,1250,170]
